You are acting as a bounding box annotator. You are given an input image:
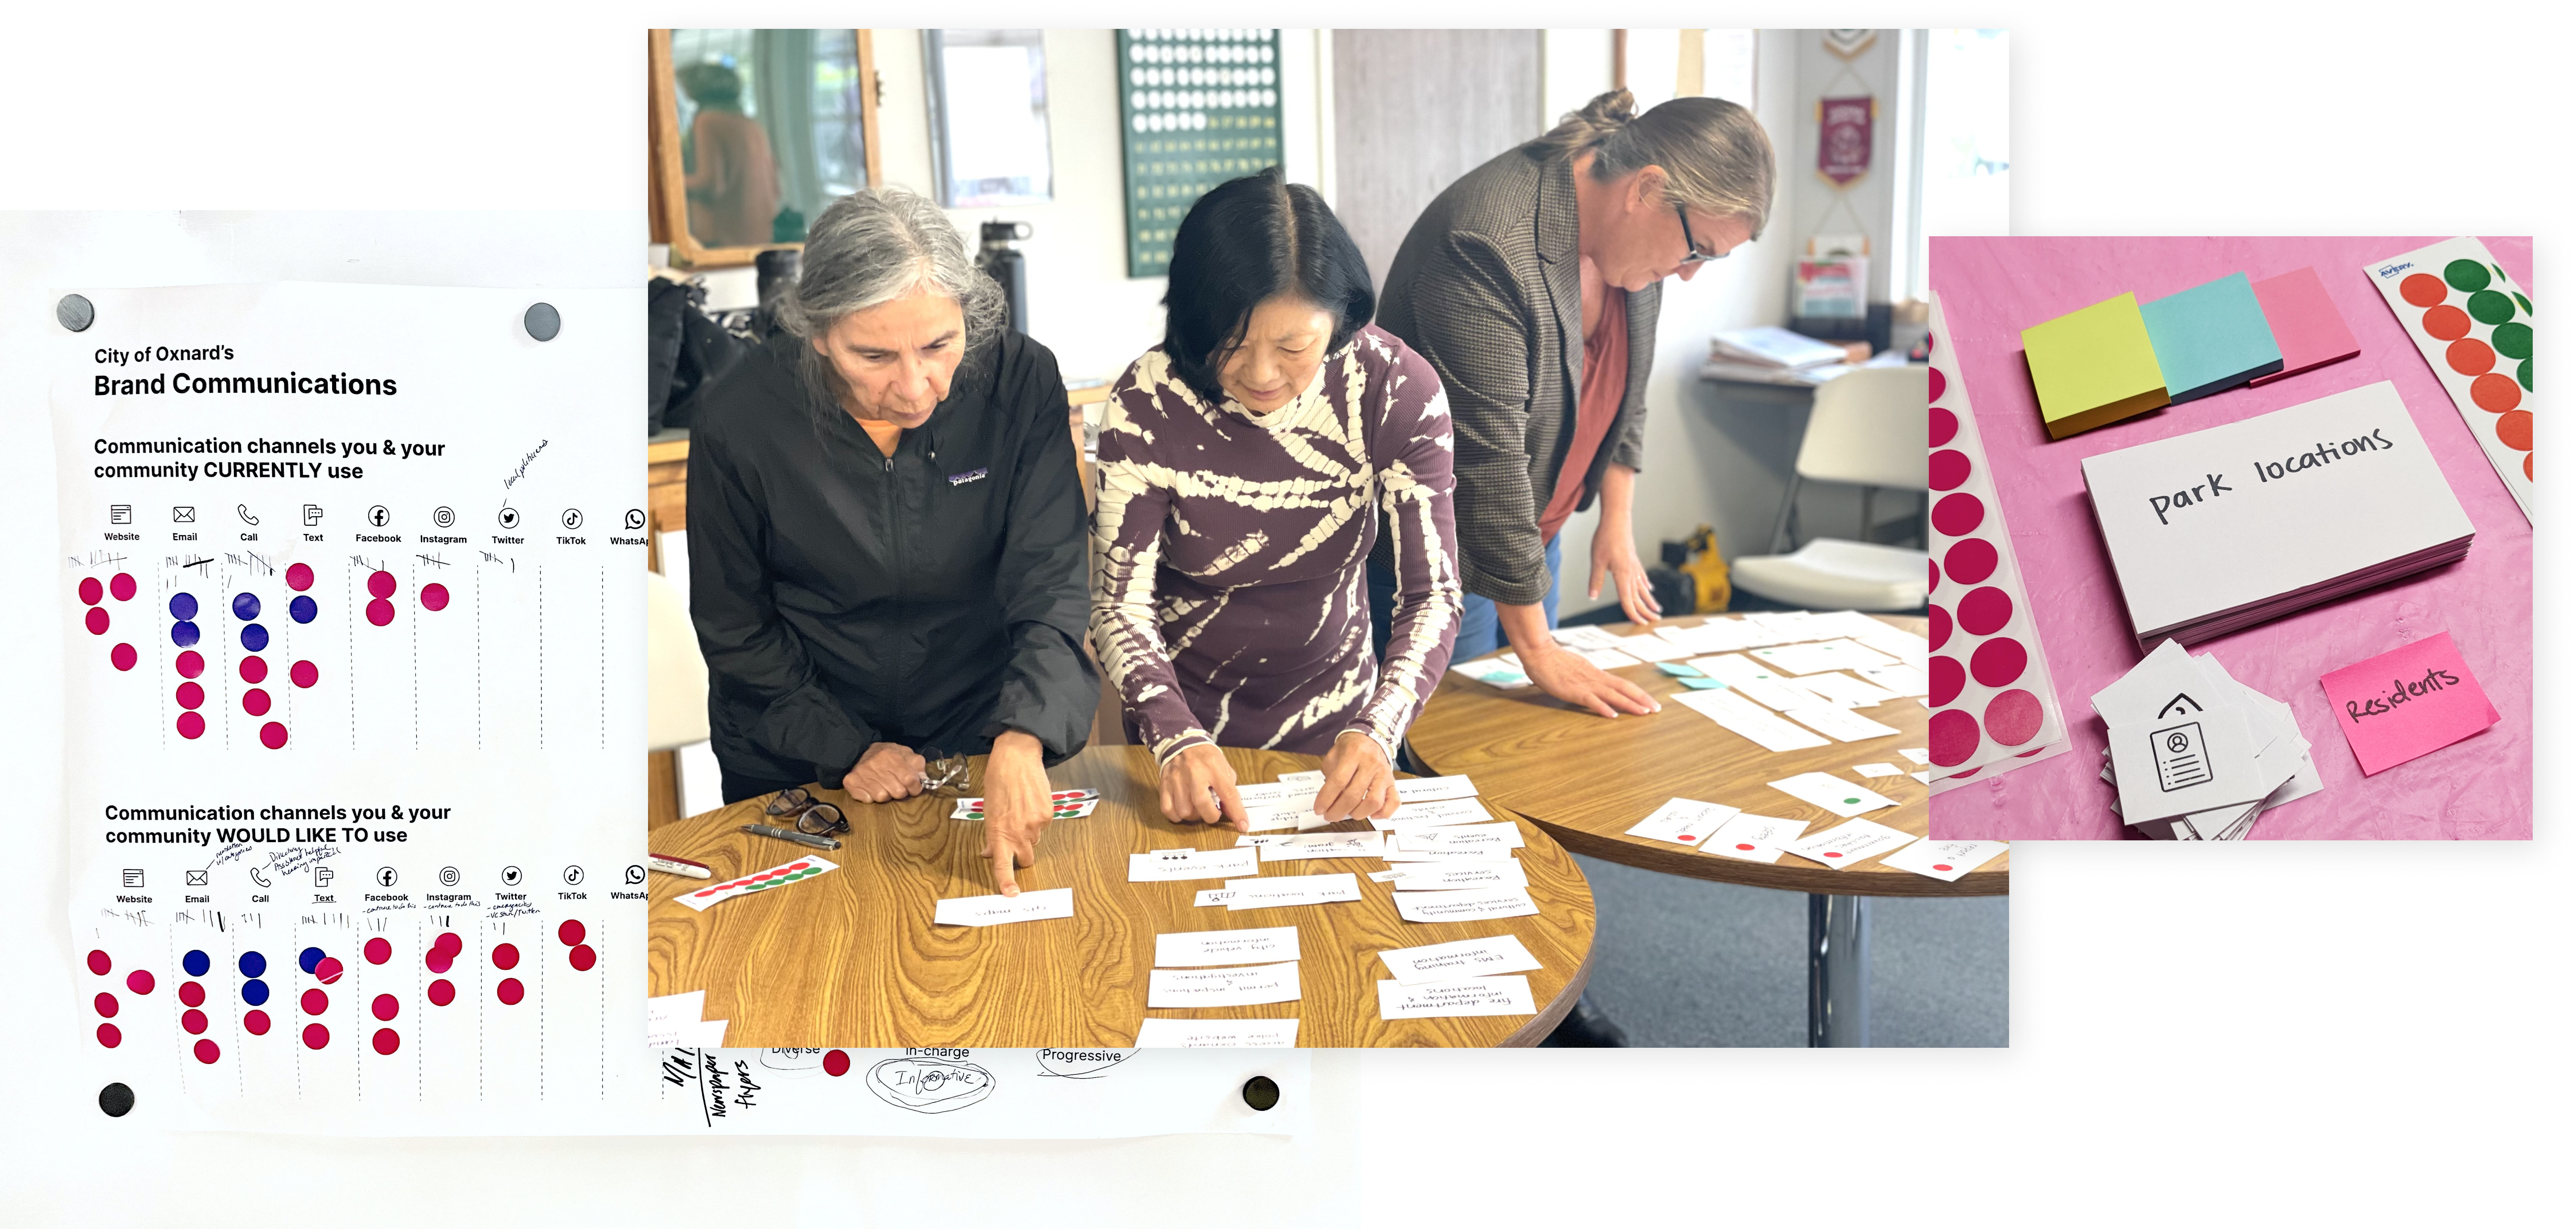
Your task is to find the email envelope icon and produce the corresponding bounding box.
[186,870,208,886]
[173,505,196,523]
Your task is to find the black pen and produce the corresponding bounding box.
[740,823,840,850]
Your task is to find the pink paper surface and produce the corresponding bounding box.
[2246,266,2361,385]
[2319,632,2500,776]
[1928,238,2531,840]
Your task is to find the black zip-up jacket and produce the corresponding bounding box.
[686,330,1097,797]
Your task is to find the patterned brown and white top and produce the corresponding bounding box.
[1089,324,1462,764]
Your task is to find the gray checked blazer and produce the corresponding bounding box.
[1377,145,1660,607]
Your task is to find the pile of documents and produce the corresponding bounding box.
[1623,794,2006,882]
[2079,382,2476,647]
[1134,926,1303,1047]
[2091,640,2321,840]
[1702,326,1861,385]
[1656,613,1928,752]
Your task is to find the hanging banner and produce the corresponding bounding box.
[1818,96,1875,186]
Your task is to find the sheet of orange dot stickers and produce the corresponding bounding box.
[50,282,1300,1137]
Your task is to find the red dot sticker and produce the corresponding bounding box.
[569,945,597,972]
[2399,274,2448,307]
[286,563,315,592]
[432,931,462,955]
[313,957,343,985]
[2422,304,2472,341]
[244,1009,271,1036]
[1928,656,1966,707]
[558,920,585,947]
[368,570,397,599]
[97,1023,122,1048]
[291,660,319,688]
[371,994,399,1022]
[1824,851,1843,858]
[1932,864,1954,872]
[240,656,268,684]
[1928,366,1946,402]
[1929,559,1940,593]
[1676,835,1697,842]
[1928,604,1951,651]
[194,1039,221,1064]
[2471,373,2522,414]
[1930,406,1957,447]
[87,949,112,976]
[426,949,453,974]
[180,981,206,1007]
[260,722,289,749]
[373,1028,401,1055]
[1928,708,1982,767]
[111,573,137,601]
[1931,493,1986,537]
[823,1050,852,1077]
[2497,411,2532,452]
[1943,538,1998,586]
[1969,637,2028,688]
[1735,843,1755,851]
[176,650,205,679]
[364,937,391,965]
[79,576,103,605]
[95,992,118,1018]
[428,979,456,1006]
[178,682,204,709]
[2446,338,2496,376]
[1929,449,1973,491]
[1985,688,2044,746]
[421,583,450,611]
[302,988,329,1015]
[1958,587,2014,637]
[126,970,154,995]
[492,943,520,970]
[497,977,525,1005]
[182,1009,207,1035]
[111,642,137,671]
[303,1023,330,1050]
[243,688,272,717]
[366,599,395,626]
[177,711,206,739]
[86,607,110,635]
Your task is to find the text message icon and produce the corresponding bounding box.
[303,504,323,526]
[315,866,334,888]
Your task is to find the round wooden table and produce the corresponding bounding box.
[647,745,1597,1047]
[1406,613,2006,1045]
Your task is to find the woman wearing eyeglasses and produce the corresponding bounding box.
[1374,88,1774,720]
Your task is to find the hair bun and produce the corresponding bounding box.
[1580,88,1637,128]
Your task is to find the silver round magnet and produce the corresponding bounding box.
[57,294,96,332]
[523,302,561,342]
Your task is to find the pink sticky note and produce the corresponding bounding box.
[2318,632,2499,775]
[2246,267,2361,386]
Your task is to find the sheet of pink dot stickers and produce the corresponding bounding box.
[1924,291,2073,789]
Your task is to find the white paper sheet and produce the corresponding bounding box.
[1781,704,1905,743]
[1376,976,1539,1019]
[1131,1018,1301,1048]
[933,886,1076,926]
[1376,935,1544,985]
[1146,962,1301,1008]
[1702,813,1811,863]
[1749,638,1901,675]
[1256,830,1386,862]
[1387,862,1531,891]
[1767,772,1900,818]
[1673,688,1831,752]
[1783,818,1919,868]
[1366,797,1494,831]
[1152,926,1302,967]
[1391,887,1540,924]
[1392,823,1526,855]
[1624,797,1741,848]
[1128,846,1262,882]
[1878,838,2008,881]
[1222,872,1363,911]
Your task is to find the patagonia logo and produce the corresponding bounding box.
[946,467,989,486]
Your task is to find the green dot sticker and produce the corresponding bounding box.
[2467,290,2516,326]
[2494,323,2532,360]
[2513,292,2531,314]
[2445,259,2491,293]
[1844,797,1861,805]
[2520,358,2532,392]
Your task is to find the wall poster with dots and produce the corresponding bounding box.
[1117,28,1286,278]
[2362,237,2533,524]
[50,280,1303,1137]
[1925,290,2075,791]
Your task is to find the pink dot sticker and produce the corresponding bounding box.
[176,650,205,679]
[823,1050,852,1077]
[1735,843,1756,851]
[86,607,110,635]
[111,573,137,601]
[1928,708,1982,767]
[425,949,453,974]
[291,660,319,688]
[1930,493,1986,537]
[366,599,395,627]
[492,943,520,970]
[301,988,329,1015]
[182,1009,207,1035]
[371,994,399,1022]
[1958,587,2014,637]
[497,977,525,1005]
[286,562,315,592]
[97,1023,121,1048]
[313,957,343,985]
[260,722,289,749]
[303,1023,330,1050]
[110,643,137,671]
[421,583,450,611]
[1969,637,2028,688]
[177,711,206,740]
[364,937,391,965]
[569,945,597,972]
[244,1009,270,1036]
[1928,604,1952,651]
[240,656,268,684]
[558,920,585,946]
[1824,851,1843,858]
[87,949,111,976]
[94,992,118,1018]
[1984,688,2044,747]
[368,570,397,599]
[372,1028,401,1055]
[1677,834,1696,841]
[1943,538,1999,585]
[1929,449,1973,491]
[243,688,272,717]
[79,577,103,605]
[1928,559,1940,593]
[428,979,456,1007]
[1928,656,1966,707]
[180,981,206,1007]
[126,970,154,995]
[194,1039,221,1064]
[1932,864,1955,872]
[1929,406,1958,448]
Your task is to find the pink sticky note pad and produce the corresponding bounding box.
[2318,632,2499,775]
[2246,267,2361,386]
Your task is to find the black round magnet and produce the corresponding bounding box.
[1240,1075,1279,1111]
[524,302,561,342]
[58,294,96,332]
[99,1082,135,1117]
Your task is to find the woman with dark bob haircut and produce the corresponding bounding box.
[1091,167,1462,830]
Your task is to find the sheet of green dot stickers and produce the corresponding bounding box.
[2363,238,2533,523]
[1925,291,2074,789]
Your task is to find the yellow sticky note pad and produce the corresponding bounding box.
[2021,292,2171,440]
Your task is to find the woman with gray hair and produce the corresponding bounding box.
[689,186,1096,896]
[1374,88,1773,1048]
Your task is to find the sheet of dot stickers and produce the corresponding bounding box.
[2361,238,2533,523]
[52,282,658,1132]
[1925,290,2073,789]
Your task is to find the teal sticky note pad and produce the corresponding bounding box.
[1657,662,1704,677]
[2138,272,2285,403]
[1680,676,1728,689]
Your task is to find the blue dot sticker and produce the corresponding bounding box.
[183,949,210,977]
[232,592,261,620]
[241,978,269,1006]
[241,624,269,652]
[298,946,325,975]
[238,950,267,978]
[170,592,198,620]
[171,621,201,648]
[290,596,318,624]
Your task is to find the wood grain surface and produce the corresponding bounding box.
[1407,614,2009,897]
[646,745,1596,1047]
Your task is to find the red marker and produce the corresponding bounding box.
[649,853,713,880]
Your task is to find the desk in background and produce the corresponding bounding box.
[646,746,1597,1047]
[1407,612,1998,1046]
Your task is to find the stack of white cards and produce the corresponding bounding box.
[1622,794,2006,880]
[2079,382,2475,647]
[1134,926,1302,1047]
[2090,640,2324,840]
[1374,934,1544,1021]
